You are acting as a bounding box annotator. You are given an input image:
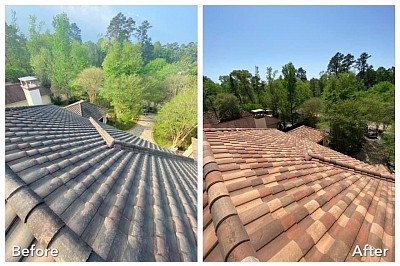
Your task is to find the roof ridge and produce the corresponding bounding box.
[89,117,194,163]
[306,149,394,182]
[203,134,259,262]
[5,164,104,262]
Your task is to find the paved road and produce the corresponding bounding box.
[126,114,156,144]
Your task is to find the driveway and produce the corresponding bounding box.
[126,114,156,144]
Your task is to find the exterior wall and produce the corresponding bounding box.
[23,89,43,105]
[42,95,52,105]
[254,118,267,128]
[5,100,29,107]
[6,95,51,107]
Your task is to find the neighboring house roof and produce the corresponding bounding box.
[5,83,51,105]
[203,128,394,262]
[5,105,197,262]
[203,112,280,129]
[287,125,325,143]
[64,100,108,121]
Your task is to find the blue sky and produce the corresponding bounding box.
[5,5,197,44]
[204,5,395,82]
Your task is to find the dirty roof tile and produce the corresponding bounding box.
[5,105,197,262]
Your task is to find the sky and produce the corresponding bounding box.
[5,5,197,44]
[204,5,395,82]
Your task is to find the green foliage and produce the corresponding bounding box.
[240,103,263,112]
[215,93,242,122]
[154,87,197,148]
[5,10,31,74]
[282,62,298,125]
[325,99,366,155]
[5,66,28,82]
[51,13,73,98]
[70,40,90,77]
[102,41,143,78]
[299,97,323,127]
[358,81,394,126]
[74,67,103,103]
[101,74,144,124]
[381,124,394,163]
[203,76,223,112]
[106,12,136,42]
[322,72,360,110]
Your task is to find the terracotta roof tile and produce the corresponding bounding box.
[5,105,197,262]
[203,128,394,262]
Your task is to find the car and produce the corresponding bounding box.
[141,106,149,115]
[365,128,378,139]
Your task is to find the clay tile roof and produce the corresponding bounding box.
[5,83,51,105]
[287,125,325,143]
[203,128,394,262]
[64,100,108,121]
[5,105,197,262]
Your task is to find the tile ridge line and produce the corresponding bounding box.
[203,135,259,262]
[306,149,394,181]
[89,117,194,163]
[5,164,104,262]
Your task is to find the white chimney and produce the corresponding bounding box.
[251,109,267,128]
[18,76,43,106]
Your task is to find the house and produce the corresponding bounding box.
[64,100,108,123]
[5,77,51,107]
[203,128,394,262]
[287,125,326,144]
[204,111,280,129]
[5,105,197,262]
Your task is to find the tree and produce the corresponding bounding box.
[296,67,307,81]
[309,78,321,97]
[282,62,297,125]
[106,12,136,42]
[327,52,344,76]
[322,72,360,110]
[265,67,279,116]
[70,22,82,42]
[86,40,104,67]
[230,70,255,104]
[135,20,153,63]
[203,76,223,117]
[355,52,371,73]
[75,67,103,103]
[325,99,366,155]
[5,10,31,79]
[70,40,90,77]
[215,93,242,122]
[102,41,143,78]
[251,66,264,103]
[51,13,73,100]
[166,74,195,98]
[154,87,197,148]
[342,53,355,72]
[295,80,312,109]
[101,74,144,124]
[299,97,323,127]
